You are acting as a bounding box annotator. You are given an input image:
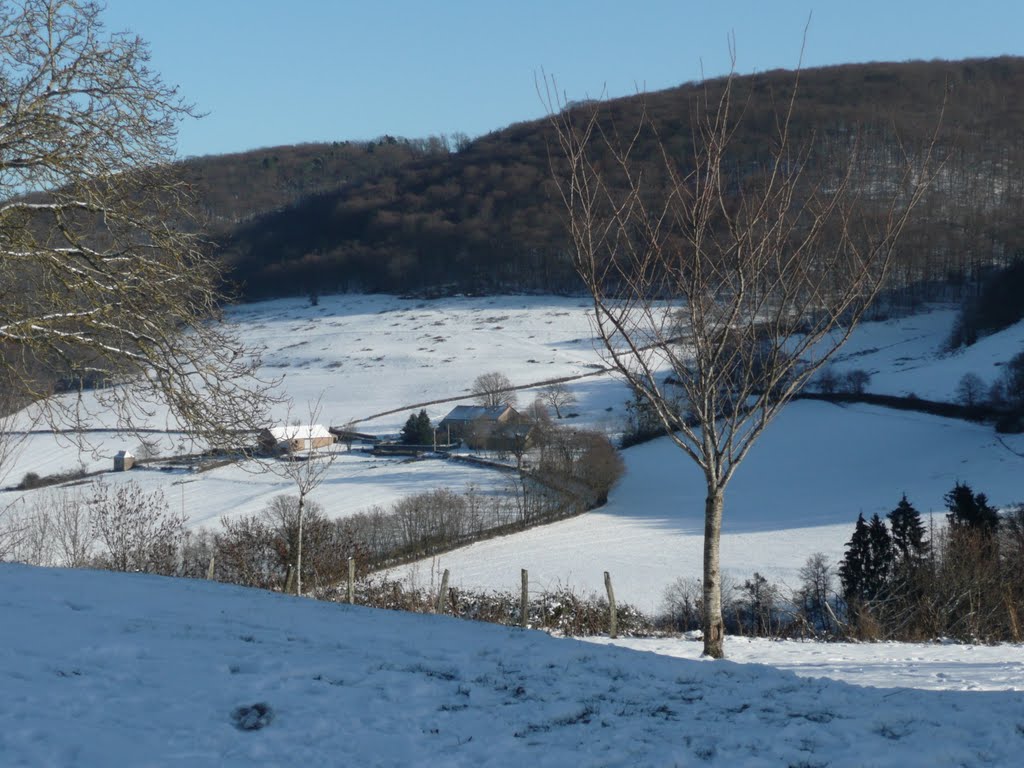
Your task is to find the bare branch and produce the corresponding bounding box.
[0,0,278,468]
[544,60,940,658]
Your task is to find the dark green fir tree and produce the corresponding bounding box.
[888,494,929,561]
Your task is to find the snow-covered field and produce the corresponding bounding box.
[4,295,1024,765]
[1,294,616,525]
[3,295,1023,609]
[396,400,1024,613]
[3,564,1023,768]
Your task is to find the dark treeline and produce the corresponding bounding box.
[209,57,1024,300]
[179,136,444,234]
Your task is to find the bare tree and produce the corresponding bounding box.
[91,479,185,574]
[538,381,577,419]
[51,487,95,567]
[0,498,30,562]
[955,372,987,408]
[797,552,838,636]
[471,371,518,408]
[545,55,938,657]
[0,0,275,473]
[271,398,337,595]
[842,369,872,395]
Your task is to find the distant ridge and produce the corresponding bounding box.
[187,57,1024,300]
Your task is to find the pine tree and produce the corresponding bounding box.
[400,413,418,445]
[888,494,929,561]
[840,513,893,604]
[400,410,433,445]
[865,514,894,598]
[416,410,433,445]
[839,514,871,603]
[945,481,999,536]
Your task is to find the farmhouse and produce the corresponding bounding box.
[438,404,533,450]
[259,424,335,454]
[438,404,516,440]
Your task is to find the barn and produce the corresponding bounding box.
[258,424,336,454]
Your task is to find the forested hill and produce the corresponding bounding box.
[201,57,1024,300]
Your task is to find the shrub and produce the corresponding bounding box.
[841,369,871,394]
[17,472,42,490]
[955,372,987,408]
[91,480,185,575]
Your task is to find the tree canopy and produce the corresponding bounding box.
[0,0,273,465]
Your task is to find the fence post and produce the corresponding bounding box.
[520,568,529,628]
[436,568,450,613]
[604,571,617,639]
[347,557,355,604]
[206,555,215,581]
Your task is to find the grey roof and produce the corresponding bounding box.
[440,404,512,423]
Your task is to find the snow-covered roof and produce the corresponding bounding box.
[265,424,333,441]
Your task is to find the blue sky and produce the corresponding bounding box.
[101,1,1024,159]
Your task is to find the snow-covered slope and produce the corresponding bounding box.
[2,564,1023,767]
[8,296,1024,610]
[396,400,1024,613]
[824,308,1024,400]
[4,296,1023,610]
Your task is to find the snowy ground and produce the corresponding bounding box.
[589,635,1024,692]
[823,307,1024,401]
[396,400,1024,614]
[1,294,615,525]
[4,298,1024,765]
[3,564,1024,768]
[3,295,1023,608]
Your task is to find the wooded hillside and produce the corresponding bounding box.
[198,57,1024,300]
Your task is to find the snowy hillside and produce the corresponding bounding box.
[396,400,1024,613]
[3,564,1023,767]
[1,294,620,524]
[2,296,1023,613]
[823,308,1024,401]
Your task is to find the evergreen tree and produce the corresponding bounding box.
[416,410,433,445]
[888,494,929,561]
[865,513,894,597]
[400,410,434,445]
[839,514,871,602]
[945,481,999,536]
[840,513,893,604]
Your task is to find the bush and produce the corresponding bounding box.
[841,369,872,394]
[955,372,987,408]
[91,480,185,575]
[17,472,42,490]
[333,577,655,637]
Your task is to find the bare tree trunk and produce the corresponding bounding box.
[521,568,529,628]
[348,557,356,604]
[604,571,618,639]
[702,487,726,658]
[436,568,450,613]
[296,494,305,596]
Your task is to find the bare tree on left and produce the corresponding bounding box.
[0,0,273,467]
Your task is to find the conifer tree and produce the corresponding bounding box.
[945,482,999,536]
[400,410,433,445]
[839,514,871,603]
[888,494,929,561]
[866,514,894,598]
[840,513,893,604]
